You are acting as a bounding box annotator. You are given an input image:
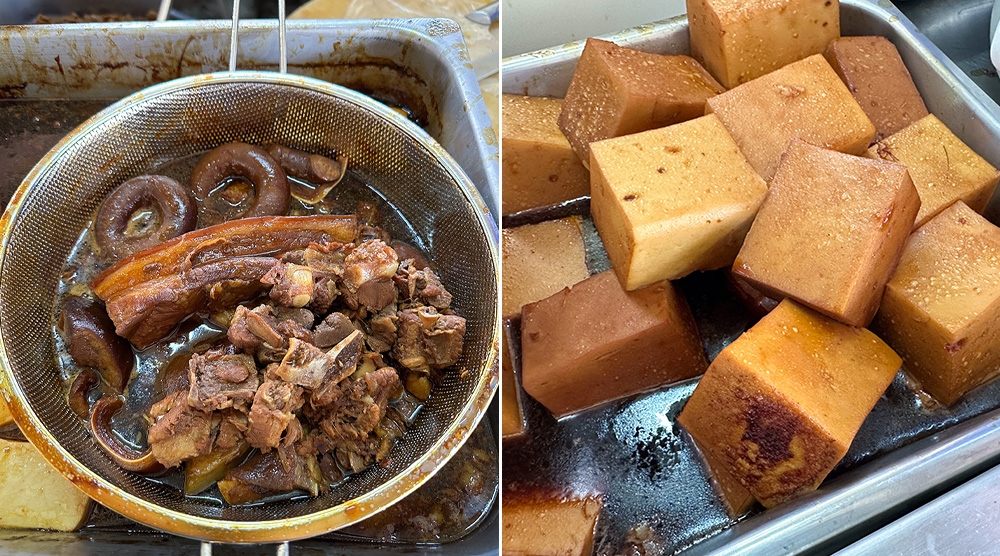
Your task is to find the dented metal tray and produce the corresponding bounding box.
[502,0,1000,554]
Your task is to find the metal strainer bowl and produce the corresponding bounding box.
[0,71,499,542]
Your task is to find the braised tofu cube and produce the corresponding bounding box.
[558,38,725,166]
[734,140,919,327]
[521,270,707,418]
[687,0,840,88]
[0,438,92,530]
[700,447,757,518]
[590,114,767,290]
[503,494,602,556]
[824,36,928,142]
[678,299,901,508]
[502,95,590,215]
[706,54,876,181]
[501,326,525,439]
[0,396,12,429]
[873,202,1000,406]
[502,217,590,319]
[867,114,1000,227]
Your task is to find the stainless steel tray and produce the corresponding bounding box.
[895,0,1000,110]
[0,18,498,555]
[0,18,499,219]
[502,1,1000,554]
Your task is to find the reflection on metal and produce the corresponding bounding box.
[157,0,171,21]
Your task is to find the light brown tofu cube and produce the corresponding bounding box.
[558,38,725,166]
[700,447,757,517]
[521,270,707,418]
[501,326,525,439]
[867,114,1000,227]
[678,299,901,508]
[502,95,590,215]
[503,494,602,556]
[706,54,876,181]
[687,0,840,88]
[734,140,919,327]
[873,202,1000,406]
[0,396,12,429]
[824,36,928,142]
[502,217,590,319]
[0,439,92,530]
[590,114,768,290]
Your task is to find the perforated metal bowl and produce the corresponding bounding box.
[0,72,499,542]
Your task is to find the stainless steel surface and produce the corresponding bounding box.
[277,0,286,74]
[157,0,171,21]
[466,1,499,26]
[895,0,1000,108]
[230,0,241,72]
[502,1,1000,554]
[834,449,1000,556]
[0,61,498,545]
[0,20,499,219]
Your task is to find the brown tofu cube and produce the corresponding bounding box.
[521,270,707,418]
[501,326,525,439]
[0,396,12,429]
[824,36,929,142]
[558,38,725,166]
[873,202,1000,406]
[502,217,590,319]
[728,272,780,318]
[678,299,901,508]
[502,95,590,215]
[687,0,840,88]
[706,54,876,181]
[700,446,757,517]
[0,439,93,530]
[734,140,919,327]
[867,114,1000,228]
[590,114,768,290]
[503,494,602,556]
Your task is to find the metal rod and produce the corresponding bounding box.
[229,0,241,72]
[200,542,212,556]
[278,0,287,73]
[466,1,499,26]
[156,0,172,21]
[276,541,290,556]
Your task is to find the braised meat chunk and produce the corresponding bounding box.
[187,351,259,412]
[247,378,305,451]
[147,391,214,468]
[393,307,467,372]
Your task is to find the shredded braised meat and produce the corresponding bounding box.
[140,234,465,503]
